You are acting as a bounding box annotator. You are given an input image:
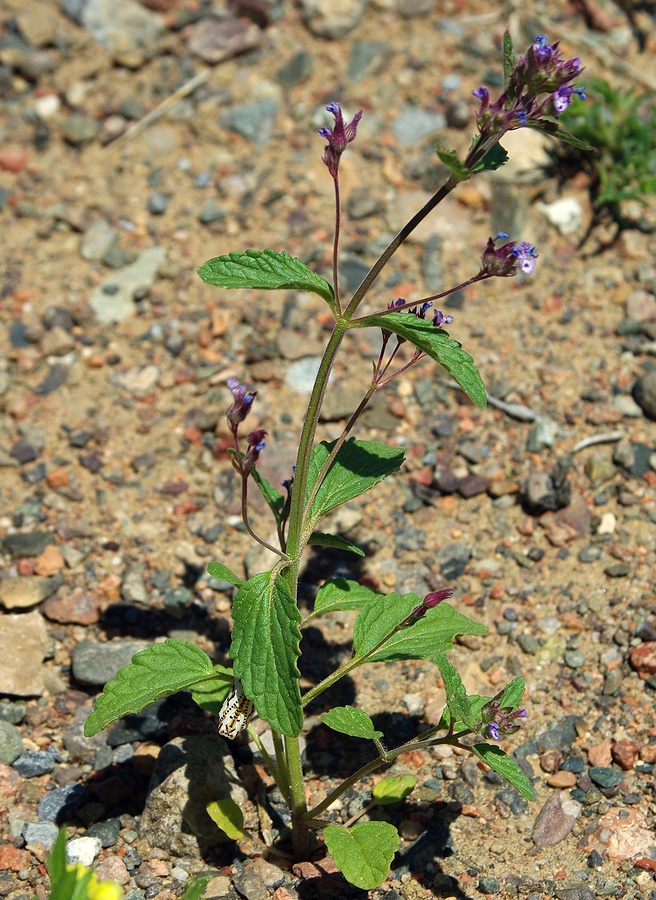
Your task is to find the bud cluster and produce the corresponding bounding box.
[319,102,363,179]
[477,691,528,742]
[481,232,538,277]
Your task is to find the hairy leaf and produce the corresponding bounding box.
[321,706,383,740]
[207,561,243,588]
[496,676,526,711]
[354,595,486,662]
[357,313,486,408]
[206,799,245,840]
[307,438,405,525]
[437,693,490,733]
[308,531,365,557]
[84,640,215,736]
[436,145,471,182]
[310,578,382,618]
[372,775,417,806]
[198,249,335,305]
[471,743,536,800]
[230,571,302,736]
[434,651,474,728]
[251,468,286,525]
[324,822,400,890]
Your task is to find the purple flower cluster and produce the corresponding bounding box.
[401,588,454,628]
[319,102,363,178]
[477,692,528,742]
[481,232,538,277]
[472,34,585,136]
[226,377,257,427]
[387,297,454,328]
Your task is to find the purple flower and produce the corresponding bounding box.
[402,588,454,627]
[243,428,267,473]
[481,233,538,277]
[226,377,257,427]
[319,102,363,178]
[551,84,587,115]
[478,692,528,741]
[432,309,453,328]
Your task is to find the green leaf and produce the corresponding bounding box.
[470,141,509,174]
[251,468,286,526]
[436,145,471,182]
[307,438,405,525]
[308,531,365,557]
[549,124,595,152]
[84,640,215,737]
[357,313,486,409]
[207,561,243,588]
[437,692,490,733]
[198,249,335,306]
[323,822,400,890]
[48,829,82,900]
[496,676,525,711]
[230,571,302,736]
[354,596,486,662]
[321,706,383,740]
[189,665,234,714]
[313,578,382,615]
[470,743,536,801]
[372,775,417,806]
[206,799,245,840]
[180,878,209,900]
[433,651,474,728]
[502,29,515,90]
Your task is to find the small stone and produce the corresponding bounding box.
[187,17,261,64]
[63,114,100,146]
[13,750,55,777]
[22,822,59,848]
[347,186,383,220]
[0,574,62,610]
[197,202,227,225]
[112,364,160,394]
[547,770,577,788]
[0,147,28,173]
[626,289,656,322]
[0,611,49,696]
[42,589,100,625]
[524,467,570,514]
[588,739,612,767]
[3,531,55,559]
[34,364,69,395]
[477,876,501,895]
[604,563,630,578]
[89,247,166,323]
[457,473,488,498]
[147,193,168,215]
[276,50,313,88]
[591,807,656,862]
[37,782,88,822]
[300,0,368,38]
[589,766,624,789]
[41,326,75,356]
[120,564,149,604]
[34,544,65,576]
[348,40,388,80]
[391,105,446,146]
[0,722,23,765]
[632,370,656,420]
[532,791,581,848]
[537,196,583,234]
[66,836,102,866]
[80,0,165,61]
[71,640,150,686]
[94,855,129,883]
[80,218,118,261]
[220,98,279,146]
[578,545,602,563]
[564,650,585,669]
[584,453,617,484]
[611,739,639,771]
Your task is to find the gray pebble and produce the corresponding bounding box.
[564,650,586,669]
[71,639,150,686]
[85,818,122,848]
[220,98,278,146]
[347,186,382,220]
[63,114,99,146]
[80,219,118,261]
[588,766,623,789]
[276,50,313,89]
[37,782,88,822]
[517,633,538,655]
[0,700,27,725]
[348,41,388,81]
[578,545,602,563]
[632,369,656,419]
[197,202,227,225]
[147,193,168,215]
[478,876,501,895]
[23,821,60,848]
[391,105,446,146]
[121,564,149,604]
[300,0,367,39]
[13,750,55,777]
[2,531,55,559]
[0,720,23,765]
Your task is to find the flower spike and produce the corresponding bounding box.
[319,102,363,178]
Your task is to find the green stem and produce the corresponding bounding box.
[272,729,291,806]
[285,733,309,858]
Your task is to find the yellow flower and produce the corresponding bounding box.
[66,864,124,900]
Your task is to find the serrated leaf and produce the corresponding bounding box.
[470,141,509,174]
[372,775,417,806]
[308,532,365,557]
[206,799,245,840]
[323,822,400,890]
[180,878,209,900]
[307,438,405,526]
[198,249,335,306]
[322,706,383,740]
[496,677,525,711]
[549,125,595,152]
[84,640,215,737]
[354,595,487,663]
[312,578,382,617]
[470,743,536,801]
[189,665,234,714]
[433,651,474,728]
[230,571,302,736]
[358,313,486,409]
[207,561,243,587]
[503,29,515,90]
[251,468,286,526]
[437,692,490,733]
[436,145,471,182]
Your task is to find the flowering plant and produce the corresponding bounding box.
[83,32,588,890]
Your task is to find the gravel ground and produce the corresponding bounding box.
[1,1,656,899]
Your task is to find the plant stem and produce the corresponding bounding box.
[285,733,309,858]
[332,174,342,313]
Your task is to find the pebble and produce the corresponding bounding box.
[591,807,656,862]
[94,855,130,883]
[12,751,55,777]
[79,0,165,63]
[477,876,501,895]
[275,49,313,88]
[66,836,102,866]
[187,17,261,64]
[71,640,150,686]
[37,782,88,822]
[546,770,577,788]
[348,41,388,80]
[2,531,55,559]
[300,0,367,38]
[564,650,586,669]
[283,357,322,394]
[537,196,584,234]
[88,247,166,323]
[0,701,26,725]
[0,611,48,696]
[0,722,24,765]
[524,468,570,514]
[588,766,623,789]
[220,98,279,146]
[0,574,62,610]
[626,289,656,322]
[147,193,168,215]
[632,369,656,419]
[63,114,100,146]
[86,818,122,848]
[120,564,149,604]
[532,791,582,848]
[22,821,59,848]
[112,364,160,394]
[584,453,617,484]
[391,105,446,146]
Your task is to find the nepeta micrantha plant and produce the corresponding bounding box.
[85,33,589,890]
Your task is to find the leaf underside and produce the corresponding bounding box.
[321,705,383,740]
[324,822,400,890]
